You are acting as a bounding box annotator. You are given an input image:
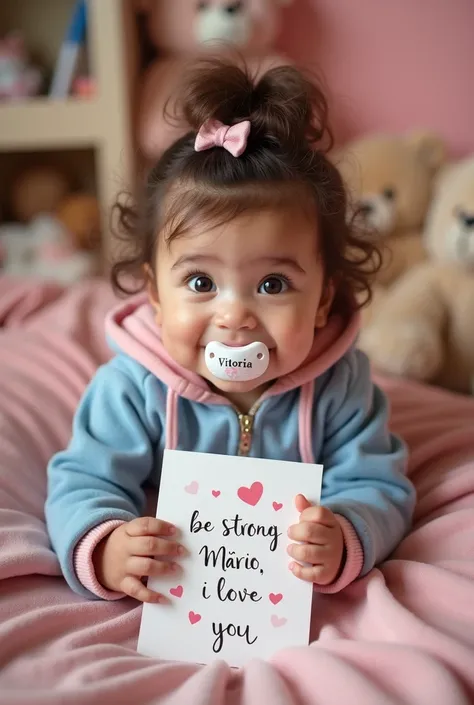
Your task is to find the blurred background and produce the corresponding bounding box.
[0,0,472,281]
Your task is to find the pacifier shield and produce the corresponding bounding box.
[205,341,269,382]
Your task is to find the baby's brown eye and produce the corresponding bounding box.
[188,275,215,293]
[259,277,287,295]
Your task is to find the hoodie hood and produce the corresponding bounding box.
[106,296,360,406]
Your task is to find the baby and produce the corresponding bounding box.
[46,59,415,603]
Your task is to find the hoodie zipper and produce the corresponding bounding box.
[237,403,261,456]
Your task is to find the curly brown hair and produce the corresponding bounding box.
[111,57,380,315]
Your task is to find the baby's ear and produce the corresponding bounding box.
[314,279,335,329]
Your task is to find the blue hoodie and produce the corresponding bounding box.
[45,299,415,600]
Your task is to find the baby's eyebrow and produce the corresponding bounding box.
[258,257,306,274]
[170,254,306,274]
[171,254,221,270]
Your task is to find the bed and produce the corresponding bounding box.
[1,275,473,705]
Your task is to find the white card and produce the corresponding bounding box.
[137,450,323,667]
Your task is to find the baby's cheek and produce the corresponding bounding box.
[281,317,315,350]
[174,308,198,332]
[167,312,206,358]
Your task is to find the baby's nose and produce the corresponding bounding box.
[214,299,257,330]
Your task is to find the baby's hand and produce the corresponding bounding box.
[287,495,344,586]
[93,517,185,603]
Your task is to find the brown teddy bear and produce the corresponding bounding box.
[359,156,474,395]
[334,132,446,301]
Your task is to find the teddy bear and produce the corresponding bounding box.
[136,0,293,159]
[334,131,446,293]
[359,156,474,395]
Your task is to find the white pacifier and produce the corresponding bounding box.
[205,341,269,382]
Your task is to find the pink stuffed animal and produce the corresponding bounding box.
[137,0,293,158]
[0,32,42,100]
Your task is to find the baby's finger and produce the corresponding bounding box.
[287,521,330,544]
[294,494,312,513]
[299,505,335,527]
[126,516,176,538]
[130,535,186,558]
[121,575,165,604]
[289,561,329,584]
[126,556,181,579]
[287,542,326,564]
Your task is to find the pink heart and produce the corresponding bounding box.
[170,585,183,598]
[225,367,238,380]
[212,490,221,498]
[237,481,263,507]
[269,593,283,605]
[271,615,287,628]
[185,481,199,495]
[188,611,202,625]
[272,501,283,512]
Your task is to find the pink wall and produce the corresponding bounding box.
[278,0,473,157]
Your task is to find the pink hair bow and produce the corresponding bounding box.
[194,119,251,158]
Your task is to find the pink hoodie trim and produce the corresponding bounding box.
[163,379,319,461]
[299,380,315,464]
[74,520,126,600]
[106,298,360,406]
[166,388,179,450]
[313,515,364,593]
[107,299,228,407]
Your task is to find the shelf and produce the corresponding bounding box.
[0,0,138,263]
[0,99,102,151]
[0,0,81,73]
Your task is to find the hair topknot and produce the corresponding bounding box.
[173,56,332,151]
[111,56,380,312]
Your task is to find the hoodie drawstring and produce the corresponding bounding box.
[165,381,316,465]
[298,380,316,464]
[165,388,179,451]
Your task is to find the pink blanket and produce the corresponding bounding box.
[1,276,473,705]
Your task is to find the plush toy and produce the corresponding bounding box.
[359,156,474,395]
[10,165,71,223]
[0,31,42,100]
[1,160,100,282]
[137,0,293,158]
[335,132,446,290]
[0,214,97,284]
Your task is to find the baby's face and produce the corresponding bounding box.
[150,208,332,404]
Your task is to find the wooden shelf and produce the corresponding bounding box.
[0,99,101,151]
[0,0,138,262]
